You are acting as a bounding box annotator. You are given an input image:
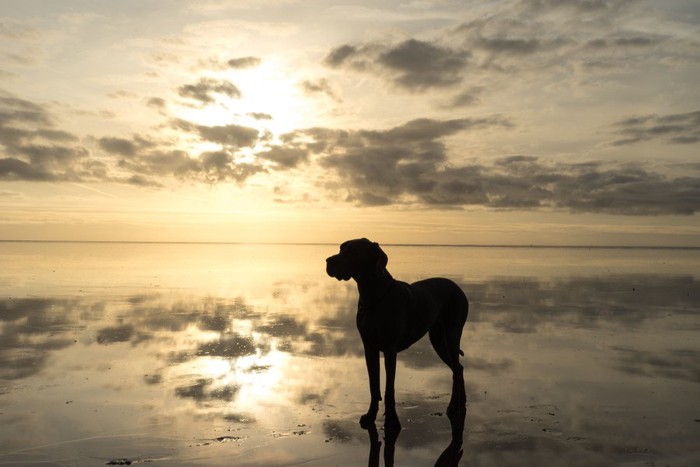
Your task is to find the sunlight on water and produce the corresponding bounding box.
[0,242,699,466]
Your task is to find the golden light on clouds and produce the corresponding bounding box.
[0,1,699,245]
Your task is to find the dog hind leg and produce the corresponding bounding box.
[429,317,466,414]
[447,296,468,412]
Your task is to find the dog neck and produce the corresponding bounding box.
[355,269,395,310]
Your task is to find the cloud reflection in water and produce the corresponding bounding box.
[0,271,698,465]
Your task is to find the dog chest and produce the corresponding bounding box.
[356,300,406,350]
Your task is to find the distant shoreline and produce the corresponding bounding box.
[1,239,698,250]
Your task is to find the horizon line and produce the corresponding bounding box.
[1,239,699,250]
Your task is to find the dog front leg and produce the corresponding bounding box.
[360,345,381,428]
[383,350,401,431]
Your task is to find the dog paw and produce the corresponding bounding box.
[359,412,377,428]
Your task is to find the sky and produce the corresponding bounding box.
[0,0,699,246]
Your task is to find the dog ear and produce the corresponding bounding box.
[372,242,388,276]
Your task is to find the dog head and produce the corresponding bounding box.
[326,238,388,282]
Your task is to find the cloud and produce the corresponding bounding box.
[256,145,309,169]
[585,36,662,50]
[324,39,471,91]
[145,97,167,113]
[4,64,698,218]
[0,89,266,185]
[177,77,242,104]
[117,147,264,184]
[247,112,272,120]
[97,124,265,185]
[611,110,700,145]
[475,36,542,55]
[299,78,342,102]
[281,119,700,215]
[520,0,638,14]
[227,56,261,69]
[378,39,471,90]
[322,1,671,97]
[0,93,100,182]
[301,117,510,205]
[0,94,53,126]
[98,135,156,156]
[443,86,485,108]
[172,119,261,148]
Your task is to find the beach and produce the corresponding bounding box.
[1,242,698,466]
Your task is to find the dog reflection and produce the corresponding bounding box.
[365,410,466,467]
[326,238,469,431]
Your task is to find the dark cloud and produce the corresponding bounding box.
[586,36,662,49]
[117,147,264,184]
[177,77,242,104]
[315,1,661,95]
[521,0,638,13]
[281,119,700,215]
[0,94,53,126]
[256,145,309,169]
[247,112,272,120]
[443,86,485,108]
[227,56,261,69]
[300,117,511,206]
[300,78,341,102]
[172,119,260,148]
[2,88,269,185]
[325,39,471,91]
[145,97,167,112]
[0,93,101,182]
[98,136,153,156]
[611,110,700,145]
[475,37,542,55]
[378,39,470,90]
[453,18,573,64]
[95,122,264,184]
[126,174,161,187]
[0,157,56,181]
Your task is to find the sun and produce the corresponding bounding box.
[233,59,316,136]
[175,58,317,142]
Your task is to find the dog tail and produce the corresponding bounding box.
[459,349,464,356]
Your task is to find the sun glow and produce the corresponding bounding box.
[175,58,317,142]
[234,349,291,407]
[233,60,316,136]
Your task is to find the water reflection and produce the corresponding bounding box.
[0,269,699,465]
[364,410,466,467]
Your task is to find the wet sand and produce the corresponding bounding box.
[1,243,699,465]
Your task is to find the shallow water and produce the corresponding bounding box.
[0,242,699,466]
